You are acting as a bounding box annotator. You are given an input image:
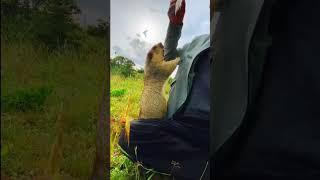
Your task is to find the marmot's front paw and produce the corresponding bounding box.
[145,43,180,80]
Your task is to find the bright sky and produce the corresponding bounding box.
[110,0,210,67]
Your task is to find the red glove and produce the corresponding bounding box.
[167,0,186,25]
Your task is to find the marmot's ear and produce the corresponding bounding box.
[147,51,153,60]
[147,44,158,61]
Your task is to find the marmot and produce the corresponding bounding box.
[139,42,180,119]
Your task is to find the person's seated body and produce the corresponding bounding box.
[118,0,212,179]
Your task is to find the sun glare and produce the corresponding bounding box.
[137,17,162,44]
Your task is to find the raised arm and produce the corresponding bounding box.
[164,0,185,61]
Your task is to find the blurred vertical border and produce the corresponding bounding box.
[1,0,110,179]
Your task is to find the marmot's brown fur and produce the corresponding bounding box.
[139,43,180,119]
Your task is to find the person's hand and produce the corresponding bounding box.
[167,0,186,25]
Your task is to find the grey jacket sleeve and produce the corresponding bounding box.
[164,22,183,61]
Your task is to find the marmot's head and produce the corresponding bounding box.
[146,42,164,66]
[144,43,179,81]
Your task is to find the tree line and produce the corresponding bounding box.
[111,56,144,77]
[1,0,109,50]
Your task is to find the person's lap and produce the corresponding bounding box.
[118,116,209,178]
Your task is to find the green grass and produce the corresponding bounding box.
[110,73,143,180]
[110,72,171,180]
[1,87,53,112]
[110,74,144,119]
[1,35,172,179]
[1,40,106,179]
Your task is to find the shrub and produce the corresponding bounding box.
[1,87,53,112]
[87,19,109,38]
[1,0,82,50]
[110,89,127,97]
[111,56,136,77]
[136,68,144,74]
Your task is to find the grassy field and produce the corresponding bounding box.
[1,40,106,179]
[110,73,143,180]
[110,72,171,180]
